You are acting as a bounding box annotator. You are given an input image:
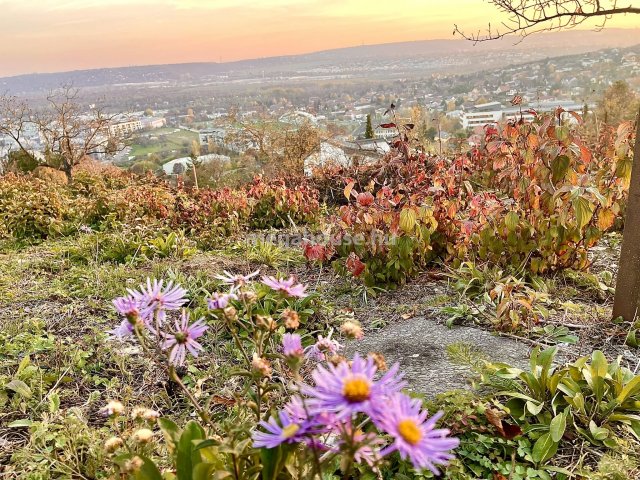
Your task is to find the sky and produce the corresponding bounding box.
[0,0,638,77]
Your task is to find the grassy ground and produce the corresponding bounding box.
[129,128,199,160]
[0,232,637,477]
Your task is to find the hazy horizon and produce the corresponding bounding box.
[1,0,639,78]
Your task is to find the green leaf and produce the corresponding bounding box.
[5,379,32,399]
[399,208,417,234]
[176,421,205,480]
[551,155,570,183]
[532,432,559,463]
[260,445,287,480]
[617,376,640,404]
[589,420,609,441]
[133,455,164,480]
[505,211,519,232]
[17,355,31,374]
[572,196,594,230]
[8,419,32,428]
[549,413,566,442]
[158,417,180,454]
[48,391,60,413]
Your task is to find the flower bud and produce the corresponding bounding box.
[104,436,124,453]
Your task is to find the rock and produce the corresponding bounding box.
[345,316,531,397]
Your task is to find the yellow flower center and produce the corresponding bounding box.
[282,424,300,439]
[342,376,371,403]
[398,419,422,445]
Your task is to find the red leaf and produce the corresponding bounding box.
[346,253,365,277]
[380,123,396,129]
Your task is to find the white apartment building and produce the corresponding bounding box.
[460,101,585,129]
[109,119,143,137]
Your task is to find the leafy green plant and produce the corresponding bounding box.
[448,262,551,331]
[143,230,197,260]
[484,347,640,463]
[244,239,304,268]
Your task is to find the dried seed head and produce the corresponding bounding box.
[100,400,125,417]
[369,352,388,371]
[282,309,300,330]
[340,320,364,339]
[223,306,238,321]
[132,428,154,444]
[251,353,272,378]
[124,456,144,473]
[104,436,124,453]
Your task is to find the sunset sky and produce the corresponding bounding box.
[0,0,637,77]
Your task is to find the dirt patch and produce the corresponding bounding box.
[345,315,531,397]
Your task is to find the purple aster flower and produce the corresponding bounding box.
[108,319,135,339]
[215,270,259,287]
[252,410,308,449]
[377,393,459,475]
[304,332,342,361]
[261,275,307,298]
[161,310,208,366]
[129,278,187,325]
[283,396,336,436]
[112,295,141,321]
[301,354,405,419]
[282,333,303,358]
[207,292,238,310]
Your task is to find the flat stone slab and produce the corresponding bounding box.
[345,316,531,397]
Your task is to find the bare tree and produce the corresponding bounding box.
[454,1,639,42]
[0,85,126,183]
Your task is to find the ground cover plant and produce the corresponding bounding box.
[1,109,639,479]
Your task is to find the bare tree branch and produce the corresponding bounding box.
[454,0,639,42]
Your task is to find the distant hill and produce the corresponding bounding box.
[1,29,638,95]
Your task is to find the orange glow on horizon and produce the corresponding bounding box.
[0,0,638,77]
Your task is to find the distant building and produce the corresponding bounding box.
[279,111,320,126]
[374,124,398,140]
[460,100,585,129]
[162,153,231,176]
[348,138,390,154]
[198,127,258,153]
[459,102,503,129]
[304,142,350,175]
[109,119,142,137]
[141,117,166,130]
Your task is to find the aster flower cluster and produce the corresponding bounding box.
[253,354,459,475]
[109,278,208,366]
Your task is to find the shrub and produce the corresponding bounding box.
[327,184,439,287]
[0,174,73,240]
[458,115,632,273]
[246,176,320,229]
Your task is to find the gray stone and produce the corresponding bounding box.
[345,316,531,397]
